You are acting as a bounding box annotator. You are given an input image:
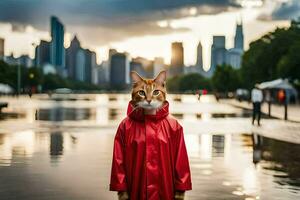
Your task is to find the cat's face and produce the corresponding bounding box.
[131,71,167,110]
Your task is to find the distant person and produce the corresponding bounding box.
[251,84,263,126]
[277,89,285,104]
[195,89,201,100]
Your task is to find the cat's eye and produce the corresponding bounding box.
[138,90,146,97]
[153,90,160,96]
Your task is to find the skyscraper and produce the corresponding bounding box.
[234,22,244,51]
[132,57,153,78]
[226,22,244,69]
[210,36,227,76]
[50,16,65,76]
[35,40,50,67]
[170,42,184,77]
[98,61,110,84]
[106,48,118,82]
[226,48,243,69]
[195,41,207,75]
[110,53,129,88]
[76,49,86,82]
[66,36,96,83]
[66,36,81,79]
[212,36,226,49]
[130,60,145,80]
[109,49,118,60]
[154,57,165,76]
[196,41,203,68]
[85,49,97,84]
[0,38,4,59]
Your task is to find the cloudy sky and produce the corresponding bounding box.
[0,0,299,69]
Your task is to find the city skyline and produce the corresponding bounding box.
[0,0,296,70]
[0,16,285,83]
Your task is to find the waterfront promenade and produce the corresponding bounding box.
[0,94,299,200]
[222,99,300,122]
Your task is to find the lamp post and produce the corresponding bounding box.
[17,62,21,97]
[29,72,34,98]
[284,90,288,121]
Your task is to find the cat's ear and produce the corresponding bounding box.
[154,70,166,86]
[131,71,143,83]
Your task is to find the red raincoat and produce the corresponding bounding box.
[109,101,192,200]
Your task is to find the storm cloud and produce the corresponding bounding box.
[0,0,236,27]
[272,0,300,20]
[0,0,240,45]
[0,0,297,47]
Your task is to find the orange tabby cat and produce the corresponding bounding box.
[118,71,185,200]
[130,70,167,110]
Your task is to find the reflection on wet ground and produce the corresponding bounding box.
[0,131,299,200]
[37,108,92,121]
[35,106,251,122]
[0,94,299,199]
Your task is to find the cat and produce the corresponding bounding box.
[116,71,187,200]
[130,70,167,110]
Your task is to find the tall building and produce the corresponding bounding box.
[105,48,118,82]
[154,57,165,76]
[130,60,145,79]
[195,41,207,75]
[0,38,4,60]
[66,36,96,83]
[109,49,117,60]
[110,53,129,88]
[132,57,153,78]
[85,49,97,84]
[210,36,227,76]
[97,61,110,84]
[234,22,244,51]
[196,41,203,68]
[66,36,81,79]
[35,40,50,67]
[226,48,243,69]
[75,49,86,82]
[212,36,226,49]
[50,16,65,76]
[226,22,245,69]
[170,42,184,77]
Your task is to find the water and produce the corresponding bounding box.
[0,94,299,200]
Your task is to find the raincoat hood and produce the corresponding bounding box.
[127,100,169,121]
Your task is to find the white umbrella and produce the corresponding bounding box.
[0,83,14,94]
[258,78,295,90]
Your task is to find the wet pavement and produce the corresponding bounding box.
[0,94,300,200]
[223,99,300,122]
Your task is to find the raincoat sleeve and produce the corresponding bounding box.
[174,126,192,191]
[109,121,127,191]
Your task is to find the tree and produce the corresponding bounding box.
[0,60,101,92]
[178,73,211,91]
[212,65,240,92]
[240,20,300,89]
[166,73,211,93]
[277,41,300,81]
[166,75,181,92]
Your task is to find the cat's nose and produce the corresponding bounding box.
[146,99,151,104]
